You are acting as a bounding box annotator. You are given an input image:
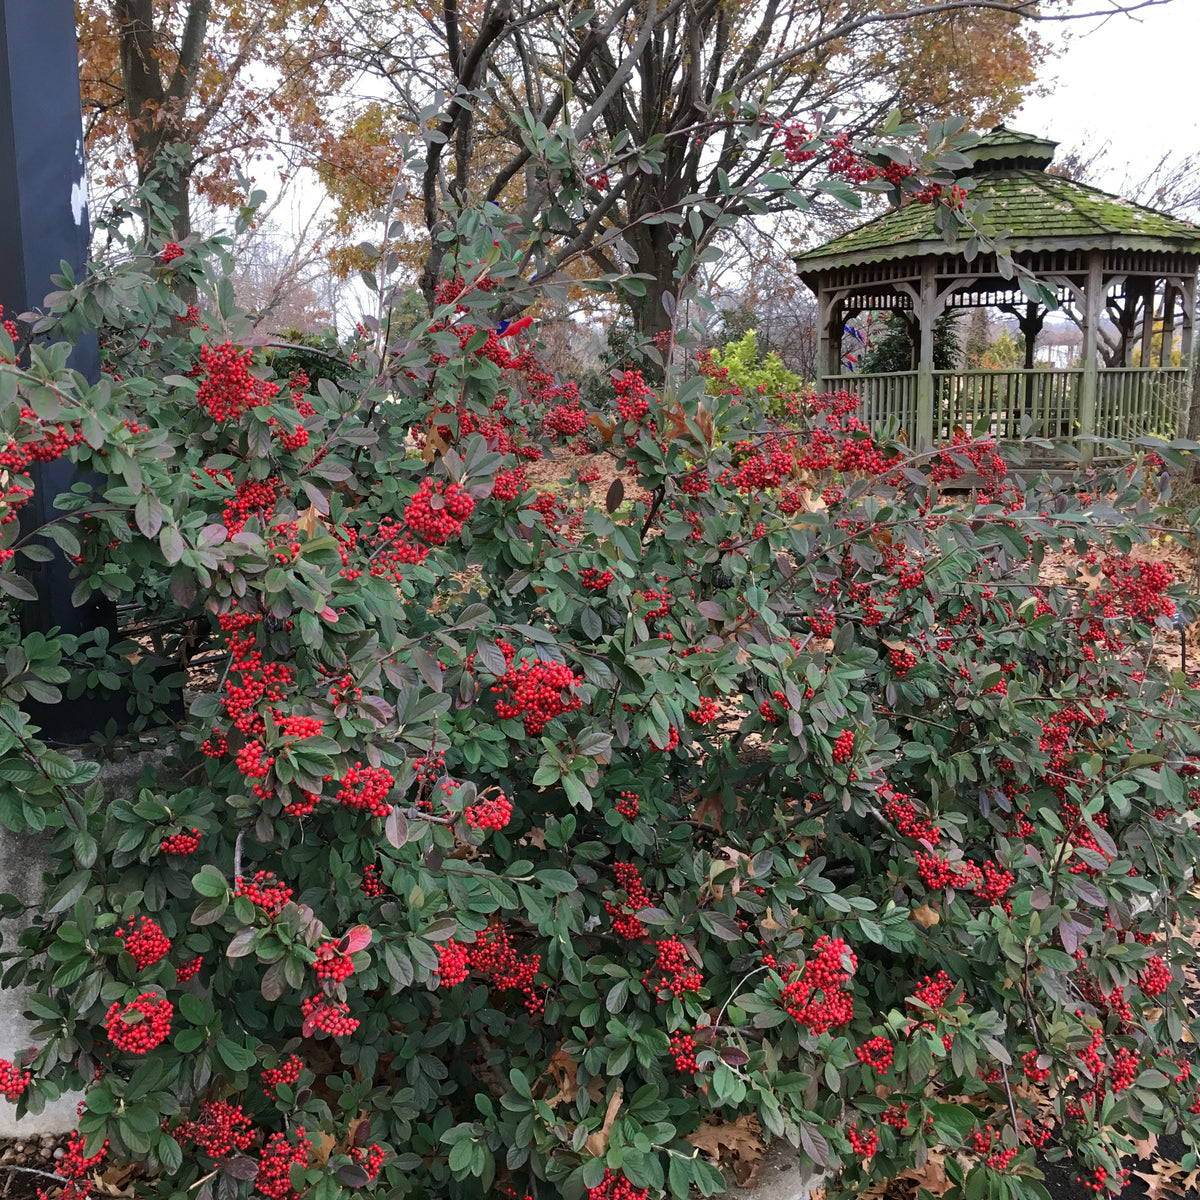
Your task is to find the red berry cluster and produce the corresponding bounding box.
[1097,555,1175,622]
[976,861,1015,911]
[196,342,281,422]
[237,740,274,780]
[915,851,980,891]
[256,1128,312,1200]
[605,862,652,940]
[237,871,293,916]
[1139,955,1171,996]
[336,763,394,818]
[182,1099,253,1159]
[847,1124,878,1159]
[1022,1049,1050,1083]
[777,119,816,164]
[105,992,172,1054]
[831,729,854,763]
[759,690,787,723]
[543,400,591,436]
[971,1127,1017,1170]
[349,1143,386,1180]
[159,242,184,264]
[1075,1166,1130,1194]
[360,864,384,897]
[643,937,703,1000]
[492,466,528,503]
[46,1133,108,1200]
[889,647,918,676]
[115,915,171,970]
[175,955,203,983]
[688,697,720,725]
[468,923,544,1013]
[649,724,679,753]
[779,936,857,1033]
[579,567,614,591]
[615,790,640,820]
[301,996,359,1037]
[809,608,836,638]
[491,644,583,735]
[313,942,355,983]
[882,1104,909,1129]
[855,1036,894,1075]
[0,1058,30,1101]
[160,828,201,856]
[403,477,475,545]
[586,1168,648,1200]
[436,940,470,987]
[668,1030,698,1073]
[614,370,655,438]
[1111,1046,1138,1092]
[883,791,940,844]
[277,714,322,739]
[464,791,513,830]
[262,1054,304,1098]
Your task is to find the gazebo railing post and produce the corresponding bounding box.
[1079,252,1103,464]
[916,260,936,448]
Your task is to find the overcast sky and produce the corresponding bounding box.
[1015,0,1200,191]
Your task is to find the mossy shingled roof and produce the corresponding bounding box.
[796,170,1200,275]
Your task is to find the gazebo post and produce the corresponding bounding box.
[1079,251,1104,464]
[916,259,937,447]
[1140,281,1157,366]
[1161,284,1176,369]
[1182,277,1195,363]
[817,290,841,384]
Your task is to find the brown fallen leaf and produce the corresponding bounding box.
[888,1149,950,1198]
[584,1084,623,1157]
[543,1046,580,1108]
[910,903,940,928]
[298,503,322,539]
[421,424,449,464]
[589,412,615,444]
[1132,1166,1191,1200]
[1131,1131,1158,1160]
[685,1114,765,1171]
[311,1129,338,1166]
[692,791,724,834]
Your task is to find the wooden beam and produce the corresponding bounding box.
[1161,283,1177,369]
[1139,280,1156,367]
[915,259,937,449]
[1079,251,1103,464]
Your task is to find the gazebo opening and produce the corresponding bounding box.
[795,126,1200,463]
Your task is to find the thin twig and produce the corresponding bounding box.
[1000,1063,1021,1137]
[0,1167,70,1185]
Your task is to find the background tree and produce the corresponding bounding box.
[78,0,349,241]
[858,311,962,373]
[963,307,990,368]
[313,0,1057,336]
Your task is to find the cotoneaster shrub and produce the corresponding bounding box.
[0,215,1200,1200]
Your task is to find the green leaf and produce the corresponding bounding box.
[192,867,228,898]
[535,869,577,893]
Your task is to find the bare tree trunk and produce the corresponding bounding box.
[111,0,209,239]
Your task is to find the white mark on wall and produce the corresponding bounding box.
[71,139,87,227]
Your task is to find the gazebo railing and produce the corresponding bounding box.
[933,369,1084,446]
[823,366,1190,464]
[820,371,918,439]
[1096,367,1189,440]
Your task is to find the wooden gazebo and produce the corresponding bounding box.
[795,127,1200,462]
